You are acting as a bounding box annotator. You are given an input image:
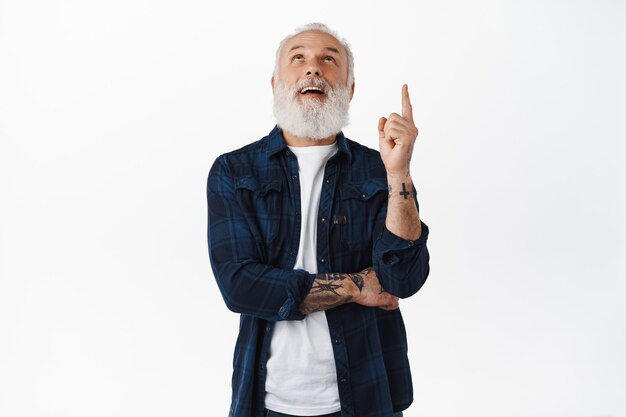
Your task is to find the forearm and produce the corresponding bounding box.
[385,174,421,240]
[210,256,317,321]
[299,268,398,315]
[375,175,430,299]
[299,272,361,315]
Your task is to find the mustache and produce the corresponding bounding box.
[295,78,330,90]
[278,78,333,95]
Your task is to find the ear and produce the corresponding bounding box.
[349,81,355,101]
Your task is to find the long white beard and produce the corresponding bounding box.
[273,78,351,140]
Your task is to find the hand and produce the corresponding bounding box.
[378,84,419,179]
[352,268,399,311]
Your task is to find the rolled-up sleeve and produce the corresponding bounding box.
[207,155,315,321]
[373,221,430,298]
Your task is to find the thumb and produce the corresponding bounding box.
[378,117,387,140]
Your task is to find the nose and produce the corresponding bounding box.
[306,63,321,77]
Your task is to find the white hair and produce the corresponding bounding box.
[273,23,355,86]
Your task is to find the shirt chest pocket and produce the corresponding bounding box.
[338,180,388,250]
[235,176,284,242]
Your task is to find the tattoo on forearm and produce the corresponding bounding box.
[325,273,346,281]
[300,273,350,315]
[300,269,372,315]
[399,182,410,199]
[310,281,343,296]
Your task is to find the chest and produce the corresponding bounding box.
[233,160,388,272]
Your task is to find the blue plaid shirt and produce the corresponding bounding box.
[207,127,430,417]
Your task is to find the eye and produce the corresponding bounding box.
[323,56,335,63]
[292,54,304,62]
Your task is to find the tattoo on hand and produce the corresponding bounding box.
[349,273,364,293]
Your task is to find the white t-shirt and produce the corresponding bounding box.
[264,143,340,416]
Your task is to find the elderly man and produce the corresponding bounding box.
[207,23,430,417]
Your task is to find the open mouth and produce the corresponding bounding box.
[300,86,325,95]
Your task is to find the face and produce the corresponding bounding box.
[272,30,354,101]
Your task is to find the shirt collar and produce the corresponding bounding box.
[265,126,353,162]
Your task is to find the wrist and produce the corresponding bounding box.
[386,171,411,183]
[344,277,360,304]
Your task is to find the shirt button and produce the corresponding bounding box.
[295,210,300,216]
[288,251,295,257]
[361,193,367,199]
[334,339,341,345]
[266,326,271,332]
[340,377,347,383]
[325,178,331,184]
[321,217,326,223]
[285,150,291,156]
[292,175,298,181]
[320,258,326,264]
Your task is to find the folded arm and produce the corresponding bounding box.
[208,156,397,322]
[299,268,399,315]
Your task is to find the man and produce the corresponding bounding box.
[207,23,430,417]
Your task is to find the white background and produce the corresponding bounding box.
[1,0,624,416]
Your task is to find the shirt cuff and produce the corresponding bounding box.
[280,271,317,320]
[378,221,429,250]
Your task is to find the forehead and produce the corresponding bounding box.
[281,30,346,58]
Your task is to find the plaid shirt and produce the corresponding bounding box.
[207,127,430,417]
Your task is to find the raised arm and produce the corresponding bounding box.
[373,84,430,297]
[378,84,421,241]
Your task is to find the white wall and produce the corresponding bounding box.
[1,0,624,416]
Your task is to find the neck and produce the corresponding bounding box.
[281,129,337,147]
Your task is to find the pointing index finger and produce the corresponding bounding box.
[402,84,414,123]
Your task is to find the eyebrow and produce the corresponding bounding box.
[288,45,341,54]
